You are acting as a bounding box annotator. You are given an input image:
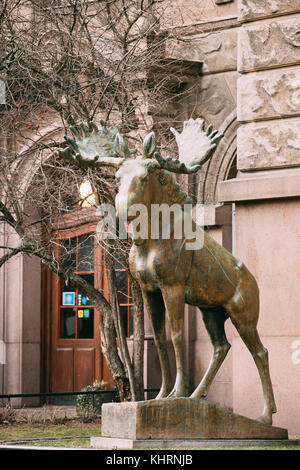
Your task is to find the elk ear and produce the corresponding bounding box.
[114,133,131,159]
[142,131,156,158]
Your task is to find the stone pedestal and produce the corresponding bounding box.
[91,398,291,449]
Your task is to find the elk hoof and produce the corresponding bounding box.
[256,412,273,426]
[190,387,207,399]
[167,387,186,398]
[155,388,171,400]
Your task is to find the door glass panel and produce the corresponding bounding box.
[119,305,129,336]
[61,238,76,269]
[78,308,94,338]
[78,234,94,272]
[60,308,76,338]
[114,258,126,270]
[78,274,94,306]
[78,273,94,288]
[59,234,95,340]
[115,270,128,304]
[129,305,134,337]
[115,268,134,337]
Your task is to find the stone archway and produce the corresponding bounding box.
[197,110,238,205]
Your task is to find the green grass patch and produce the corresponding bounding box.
[21,439,91,448]
[19,443,300,450]
[0,424,298,450]
[0,422,101,442]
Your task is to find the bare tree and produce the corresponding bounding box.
[0,0,198,401]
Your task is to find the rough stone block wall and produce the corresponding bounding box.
[237,5,300,172]
[239,1,300,22]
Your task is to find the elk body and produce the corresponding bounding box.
[59,118,277,425]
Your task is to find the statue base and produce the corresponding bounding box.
[95,398,289,444]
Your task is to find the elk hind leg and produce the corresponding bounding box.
[190,308,230,399]
[231,317,277,425]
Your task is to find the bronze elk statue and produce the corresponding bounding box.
[58,118,277,425]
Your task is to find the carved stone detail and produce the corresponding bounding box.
[193,74,236,130]
[237,68,300,122]
[239,0,300,22]
[237,119,300,171]
[238,18,300,72]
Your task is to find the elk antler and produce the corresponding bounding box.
[58,120,137,169]
[154,118,223,174]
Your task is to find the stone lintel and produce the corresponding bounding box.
[168,18,239,39]
[218,169,300,202]
[165,29,237,74]
[101,398,288,440]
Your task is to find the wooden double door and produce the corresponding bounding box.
[49,223,113,395]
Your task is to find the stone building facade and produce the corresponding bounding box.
[1,1,300,438]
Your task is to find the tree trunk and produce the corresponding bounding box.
[104,245,138,401]
[130,275,145,401]
[99,316,131,402]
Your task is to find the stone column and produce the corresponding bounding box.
[0,226,5,395]
[0,224,41,406]
[218,1,300,438]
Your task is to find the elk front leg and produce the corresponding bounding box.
[161,285,187,398]
[142,290,173,399]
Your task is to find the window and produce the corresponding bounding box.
[115,262,134,337]
[63,178,98,211]
[78,179,98,208]
[226,155,237,180]
[60,234,95,339]
[59,234,133,338]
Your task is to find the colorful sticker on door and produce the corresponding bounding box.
[62,292,75,306]
[83,309,90,318]
[78,309,84,318]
